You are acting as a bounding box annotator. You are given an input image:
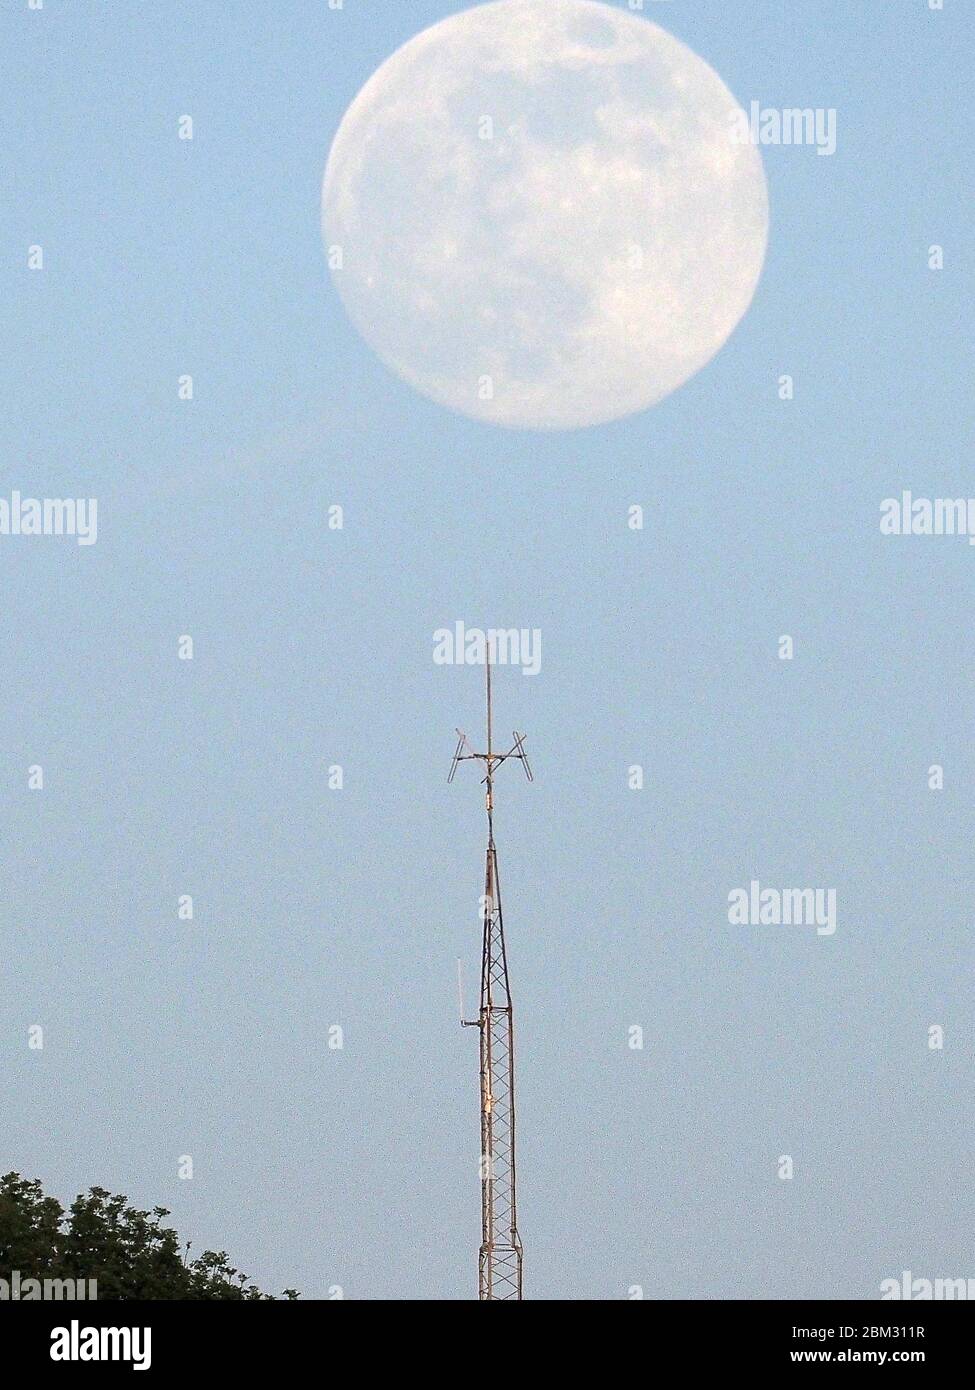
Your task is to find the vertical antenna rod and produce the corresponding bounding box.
[449,651,532,1300]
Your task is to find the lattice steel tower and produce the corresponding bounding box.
[449,656,532,1300]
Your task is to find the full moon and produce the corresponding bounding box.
[322,0,768,430]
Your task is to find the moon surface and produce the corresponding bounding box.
[322,0,768,430]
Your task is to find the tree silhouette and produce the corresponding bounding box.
[0,1173,299,1300]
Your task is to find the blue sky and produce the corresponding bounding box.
[2,0,973,1299]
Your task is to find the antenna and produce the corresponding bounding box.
[456,958,466,1026]
[450,650,531,1301]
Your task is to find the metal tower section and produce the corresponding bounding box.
[449,655,532,1300]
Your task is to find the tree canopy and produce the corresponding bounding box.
[0,1172,298,1300]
